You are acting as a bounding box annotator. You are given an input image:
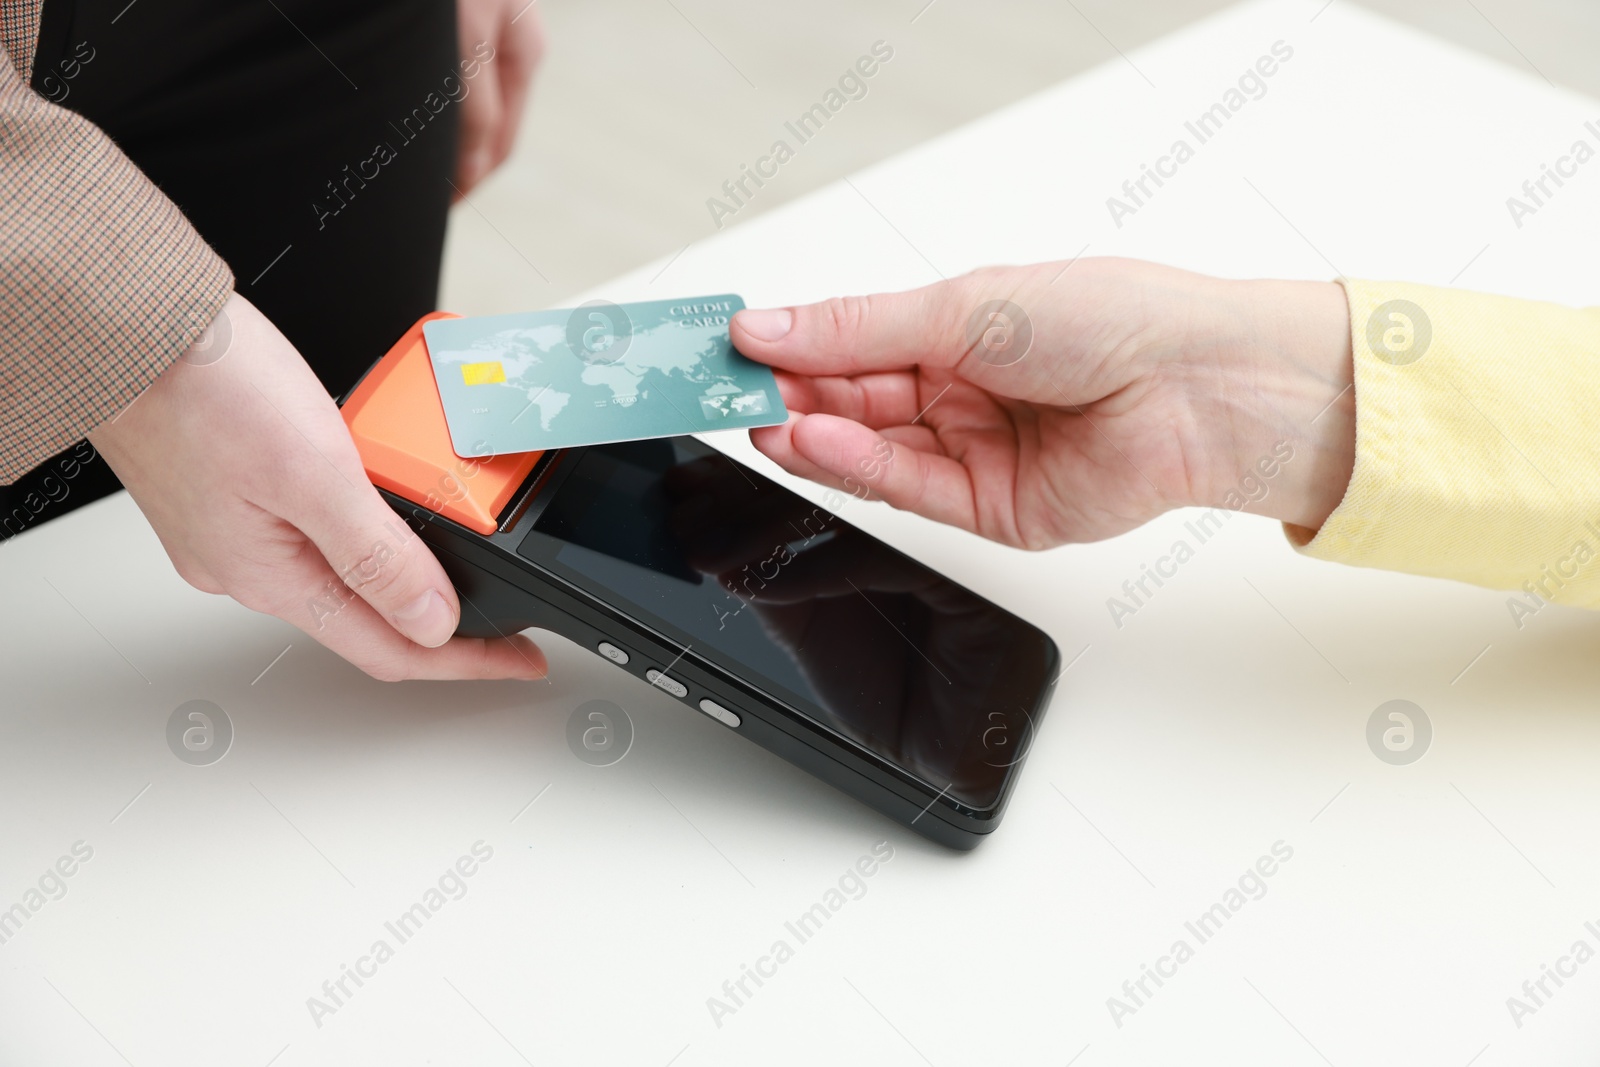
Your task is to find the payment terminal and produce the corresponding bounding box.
[339,314,1061,848]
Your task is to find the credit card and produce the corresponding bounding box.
[421,295,786,458]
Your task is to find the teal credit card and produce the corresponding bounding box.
[421,294,787,457]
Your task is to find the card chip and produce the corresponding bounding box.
[460,361,506,386]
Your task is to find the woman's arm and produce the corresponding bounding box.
[732,259,1600,607]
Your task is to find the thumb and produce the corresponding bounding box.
[732,278,977,376]
[455,60,503,196]
[296,479,462,649]
[491,12,543,165]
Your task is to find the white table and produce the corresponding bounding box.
[4,2,1599,1063]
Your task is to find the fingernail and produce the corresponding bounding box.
[738,308,792,341]
[395,589,455,648]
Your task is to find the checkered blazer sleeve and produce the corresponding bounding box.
[1,0,235,484]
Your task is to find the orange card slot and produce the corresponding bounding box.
[341,313,543,535]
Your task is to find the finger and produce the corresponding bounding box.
[790,413,979,533]
[456,61,503,195]
[879,423,945,455]
[292,561,548,681]
[407,633,548,682]
[491,10,543,166]
[732,279,976,376]
[289,475,465,649]
[774,369,925,427]
[750,414,877,500]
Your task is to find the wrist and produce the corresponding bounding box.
[1255,278,1356,530]
[1180,276,1355,530]
[93,292,241,428]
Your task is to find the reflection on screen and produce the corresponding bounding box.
[524,438,1043,808]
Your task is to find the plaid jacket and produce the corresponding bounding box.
[0,0,234,483]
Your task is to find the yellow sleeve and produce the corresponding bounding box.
[1288,279,1600,613]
